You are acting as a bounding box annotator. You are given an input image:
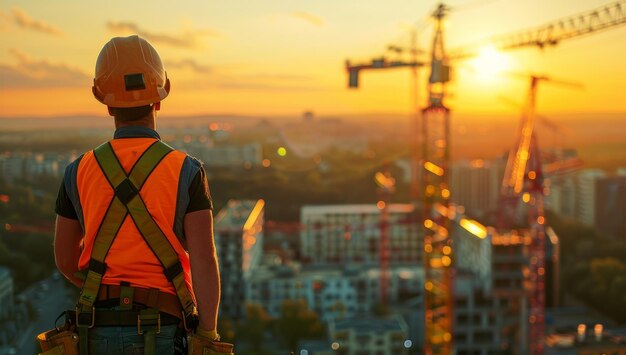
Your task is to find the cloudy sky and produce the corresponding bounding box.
[0,0,624,118]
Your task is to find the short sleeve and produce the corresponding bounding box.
[186,166,213,213]
[55,181,78,219]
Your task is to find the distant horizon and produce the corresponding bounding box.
[0,109,624,121]
[1,1,625,117]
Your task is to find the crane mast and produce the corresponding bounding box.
[422,4,454,354]
[499,77,547,354]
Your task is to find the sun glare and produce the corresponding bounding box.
[470,45,511,81]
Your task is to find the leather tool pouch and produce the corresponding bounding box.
[36,312,79,355]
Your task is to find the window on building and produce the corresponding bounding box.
[474,331,492,344]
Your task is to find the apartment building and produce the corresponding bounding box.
[245,263,423,322]
[214,199,265,320]
[300,204,421,266]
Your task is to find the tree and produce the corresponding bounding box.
[590,257,626,294]
[275,299,323,351]
[236,303,272,354]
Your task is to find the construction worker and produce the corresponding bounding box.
[54,35,221,354]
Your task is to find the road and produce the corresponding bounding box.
[15,274,76,355]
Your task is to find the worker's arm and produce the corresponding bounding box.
[54,214,84,288]
[185,209,220,332]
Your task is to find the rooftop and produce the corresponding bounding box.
[302,204,415,216]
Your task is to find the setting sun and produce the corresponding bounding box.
[469,45,512,82]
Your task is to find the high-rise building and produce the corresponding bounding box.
[577,169,607,225]
[449,158,506,220]
[214,199,265,319]
[595,175,626,239]
[545,174,577,219]
[300,204,420,265]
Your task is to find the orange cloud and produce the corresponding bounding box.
[165,59,211,73]
[0,49,89,89]
[106,21,219,49]
[10,8,64,36]
[291,12,324,27]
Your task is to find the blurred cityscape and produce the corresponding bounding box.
[0,110,625,354]
[0,0,625,354]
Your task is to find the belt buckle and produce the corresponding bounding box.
[138,312,161,335]
[75,306,95,328]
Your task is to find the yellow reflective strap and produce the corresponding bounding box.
[94,142,127,187]
[77,147,129,312]
[128,141,173,188]
[90,198,127,262]
[78,270,103,307]
[125,196,197,316]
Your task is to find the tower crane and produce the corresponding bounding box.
[345,1,626,354]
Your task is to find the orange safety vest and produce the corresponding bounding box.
[76,137,193,297]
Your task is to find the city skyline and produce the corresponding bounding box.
[1,0,625,118]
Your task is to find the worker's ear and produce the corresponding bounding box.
[107,106,114,117]
[154,102,161,111]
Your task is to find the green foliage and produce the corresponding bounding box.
[548,211,626,323]
[236,304,272,353]
[372,301,390,317]
[0,179,57,292]
[590,257,626,294]
[274,299,324,351]
[0,233,55,291]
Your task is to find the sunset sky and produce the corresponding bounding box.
[0,0,624,118]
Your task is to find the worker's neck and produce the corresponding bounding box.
[114,115,156,130]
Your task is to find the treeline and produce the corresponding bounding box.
[0,177,58,291]
[209,146,409,222]
[0,233,55,292]
[548,211,626,324]
[218,300,324,354]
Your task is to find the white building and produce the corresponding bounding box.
[449,158,506,219]
[545,173,577,219]
[199,143,263,168]
[24,153,60,177]
[214,199,265,320]
[576,169,606,225]
[300,204,421,266]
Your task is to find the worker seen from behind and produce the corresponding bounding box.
[54,35,221,354]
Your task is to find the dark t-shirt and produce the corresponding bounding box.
[55,159,212,219]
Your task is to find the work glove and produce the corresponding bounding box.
[188,326,234,355]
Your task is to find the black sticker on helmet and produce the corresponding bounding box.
[124,73,146,91]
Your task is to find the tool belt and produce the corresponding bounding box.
[37,306,180,355]
[96,284,183,319]
[37,307,234,355]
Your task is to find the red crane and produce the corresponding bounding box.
[375,167,396,310]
